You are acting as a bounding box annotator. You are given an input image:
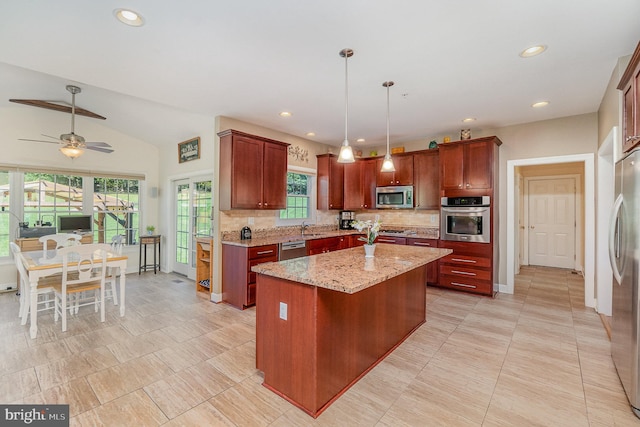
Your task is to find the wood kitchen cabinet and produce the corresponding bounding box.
[222,243,278,309]
[376,154,414,186]
[218,129,289,210]
[343,159,377,210]
[437,240,494,296]
[439,136,502,197]
[317,154,344,210]
[195,238,213,297]
[406,237,439,284]
[618,42,640,153]
[413,149,440,209]
[307,236,349,255]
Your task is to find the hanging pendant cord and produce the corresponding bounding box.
[344,53,349,142]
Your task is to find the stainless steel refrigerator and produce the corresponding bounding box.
[610,147,640,418]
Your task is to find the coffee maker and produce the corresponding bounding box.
[339,211,355,230]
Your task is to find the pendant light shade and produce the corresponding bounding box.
[380,81,396,172]
[337,48,355,164]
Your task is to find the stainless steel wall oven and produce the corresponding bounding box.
[440,196,490,243]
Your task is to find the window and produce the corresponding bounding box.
[0,171,9,257]
[23,173,83,229]
[279,171,314,223]
[93,177,140,245]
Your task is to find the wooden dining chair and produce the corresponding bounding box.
[10,242,56,326]
[52,243,110,332]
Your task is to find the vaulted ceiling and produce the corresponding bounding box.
[1,1,639,149]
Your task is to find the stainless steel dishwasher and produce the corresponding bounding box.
[279,240,307,260]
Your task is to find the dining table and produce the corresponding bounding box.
[19,248,128,339]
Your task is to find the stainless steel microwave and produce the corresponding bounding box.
[375,186,414,209]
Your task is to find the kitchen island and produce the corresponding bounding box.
[252,243,452,417]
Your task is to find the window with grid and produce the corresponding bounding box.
[23,173,83,231]
[93,177,140,245]
[279,172,311,220]
[0,171,9,257]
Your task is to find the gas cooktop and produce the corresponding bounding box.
[379,229,417,237]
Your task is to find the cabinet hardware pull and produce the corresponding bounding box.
[414,242,431,246]
[378,239,396,243]
[451,258,476,263]
[257,250,274,255]
[451,270,476,276]
[626,135,640,142]
[451,282,476,289]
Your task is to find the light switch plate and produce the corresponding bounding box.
[279,302,287,320]
[248,217,254,225]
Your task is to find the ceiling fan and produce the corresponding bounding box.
[17,85,114,159]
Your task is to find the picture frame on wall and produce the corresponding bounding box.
[178,137,200,163]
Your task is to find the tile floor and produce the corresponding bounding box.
[1,266,639,426]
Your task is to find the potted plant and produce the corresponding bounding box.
[146,225,156,235]
[351,216,381,258]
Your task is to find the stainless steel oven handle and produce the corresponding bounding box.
[441,206,489,214]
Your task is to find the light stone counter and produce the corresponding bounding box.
[251,243,451,294]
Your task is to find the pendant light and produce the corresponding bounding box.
[380,81,396,172]
[337,48,355,163]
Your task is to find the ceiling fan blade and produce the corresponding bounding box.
[9,99,106,120]
[85,141,112,148]
[41,134,62,141]
[19,138,61,144]
[85,146,114,154]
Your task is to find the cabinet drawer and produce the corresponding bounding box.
[439,275,493,295]
[406,238,438,247]
[440,265,491,281]
[440,253,491,268]
[376,236,407,245]
[249,245,278,260]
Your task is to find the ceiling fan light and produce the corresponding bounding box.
[381,154,396,172]
[338,140,355,163]
[60,146,84,159]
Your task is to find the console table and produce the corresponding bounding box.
[139,234,161,274]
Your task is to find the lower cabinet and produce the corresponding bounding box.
[307,236,349,255]
[195,238,213,297]
[222,243,278,309]
[405,237,439,284]
[437,240,494,296]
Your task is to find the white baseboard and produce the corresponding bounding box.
[210,292,223,303]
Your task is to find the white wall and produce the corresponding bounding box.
[0,106,161,285]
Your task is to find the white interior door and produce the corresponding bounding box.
[528,177,576,268]
[173,176,212,278]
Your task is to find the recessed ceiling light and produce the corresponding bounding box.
[114,9,145,27]
[520,45,547,58]
[356,138,365,143]
[532,101,550,108]
[279,111,292,117]
[462,117,476,123]
[306,132,316,137]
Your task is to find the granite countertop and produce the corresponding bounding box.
[222,226,439,248]
[251,243,451,294]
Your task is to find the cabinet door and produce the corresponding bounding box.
[464,140,492,190]
[232,135,264,209]
[343,162,363,210]
[317,155,344,210]
[439,144,465,191]
[361,159,377,209]
[414,151,439,209]
[262,142,288,209]
[394,155,414,185]
[406,238,438,284]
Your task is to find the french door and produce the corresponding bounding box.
[173,176,212,278]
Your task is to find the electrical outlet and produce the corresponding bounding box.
[248,217,254,225]
[279,302,288,320]
[430,214,437,223]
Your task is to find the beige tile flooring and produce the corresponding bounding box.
[1,266,639,426]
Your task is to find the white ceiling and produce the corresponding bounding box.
[1,1,639,149]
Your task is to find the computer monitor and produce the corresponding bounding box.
[57,214,93,234]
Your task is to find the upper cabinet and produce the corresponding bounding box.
[619,42,640,153]
[218,129,289,210]
[343,159,377,210]
[439,136,502,196]
[413,149,439,209]
[376,154,414,186]
[317,154,344,210]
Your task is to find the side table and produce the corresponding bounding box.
[139,234,161,274]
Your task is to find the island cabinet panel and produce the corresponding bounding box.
[618,42,640,153]
[222,243,278,309]
[376,154,414,186]
[437,240,494,296]
[317,154,344,210]
[413,149,440,209]
[255,266,427,417]
[218,129,289,210]
[439,136,501,197]
[406,237,439,284]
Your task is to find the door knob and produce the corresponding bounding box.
[530,225,535,229]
